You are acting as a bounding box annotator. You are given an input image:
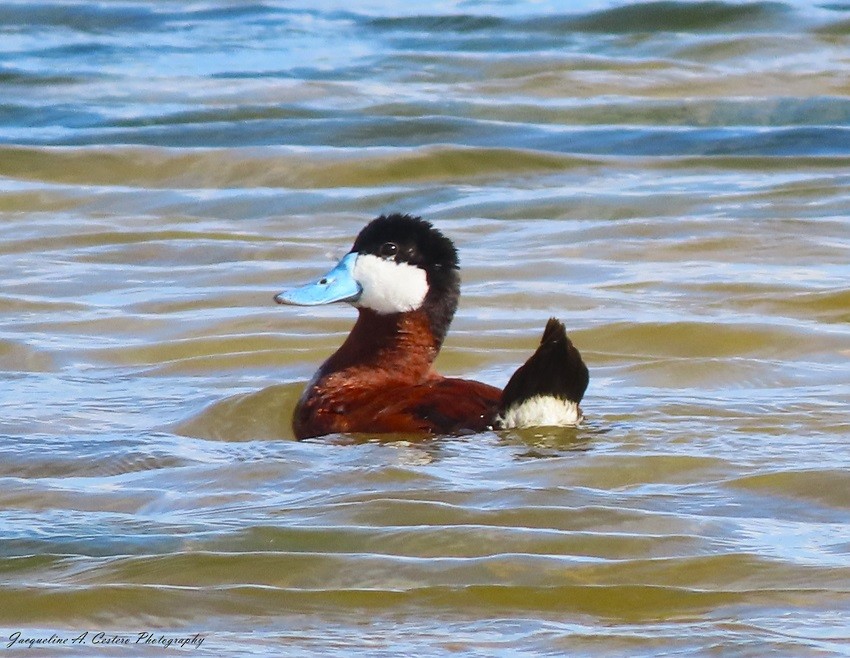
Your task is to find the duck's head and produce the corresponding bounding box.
[276,214,460,346]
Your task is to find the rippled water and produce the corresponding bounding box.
[2,1,850,655]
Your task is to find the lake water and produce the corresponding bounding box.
[1,1,850,655]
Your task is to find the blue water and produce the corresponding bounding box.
[2,2,850,656]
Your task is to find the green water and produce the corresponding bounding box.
[1,1,849,656]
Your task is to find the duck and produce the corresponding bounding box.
[275,213,589,440]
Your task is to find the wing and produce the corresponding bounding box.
[372,377,502,435]
[295,377,502,439]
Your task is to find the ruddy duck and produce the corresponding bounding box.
[275,214,588,440]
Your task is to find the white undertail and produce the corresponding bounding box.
[496,395,583,429]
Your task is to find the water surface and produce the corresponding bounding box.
[1,1,849,656]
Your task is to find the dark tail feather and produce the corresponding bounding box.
[499,318,589,416]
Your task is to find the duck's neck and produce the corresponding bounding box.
[317,308,441,383]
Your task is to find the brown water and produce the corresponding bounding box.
[1,2,850,656]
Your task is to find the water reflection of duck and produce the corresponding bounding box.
[276,214,589,440]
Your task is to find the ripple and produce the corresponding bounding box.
[730,469,850,509]
[0,580,835,624]
[366,2,794,35]
[0,340,54,373]
[175,384,300,441]
[0,145,594,188]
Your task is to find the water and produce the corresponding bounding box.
[2,1,850,655]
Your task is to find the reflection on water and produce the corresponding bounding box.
[1,1,850,655]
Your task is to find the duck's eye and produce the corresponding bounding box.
[378,242,398,258]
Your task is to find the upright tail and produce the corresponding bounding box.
[496,318,589,429]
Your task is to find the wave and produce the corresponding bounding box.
[366,2,795,34]
[0,145,594,188]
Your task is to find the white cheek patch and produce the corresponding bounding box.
[352,253,428,314]
[496,395,583,429]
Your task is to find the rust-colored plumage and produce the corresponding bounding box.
[292,308,500,438]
